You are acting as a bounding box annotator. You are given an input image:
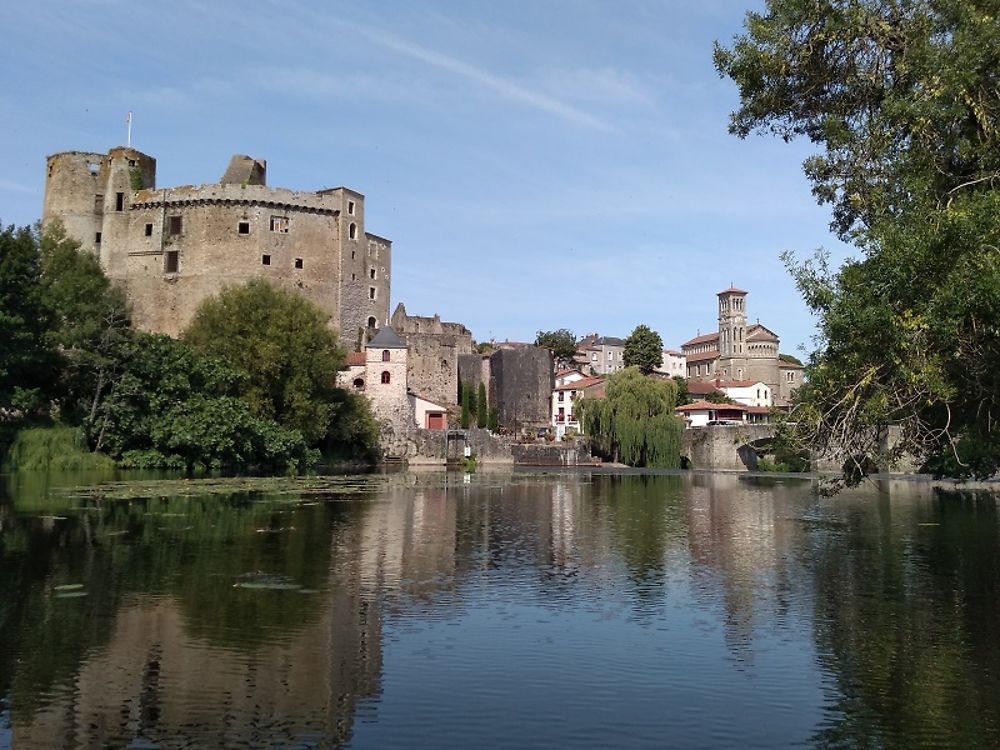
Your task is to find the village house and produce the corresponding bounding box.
[551,370,605,438]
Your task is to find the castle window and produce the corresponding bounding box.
[351,251,355,260]
[115,192,125,212]
[351,273,356,281]
[786,371,796,383]
[238,221,250,235]
[164,250,178,273]
[145,223,153,237]
[370,268,376,280]
[349,223,357,240]
[262,255,271,266]
[95,232,101,244]
[353,378,365,390]
[368,317,377,328]
[168,215,182,235]
[94,194,103,212]
[382,350,390,362]
[128,159,136,167]
[270,216,289,233]
[369,287,376,300]
[348,200,355,215]
[381,371,391,385]
[88,162,99,175]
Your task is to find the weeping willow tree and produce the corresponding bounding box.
[577,367,684,468]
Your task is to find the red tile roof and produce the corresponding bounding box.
[682,332,719,348]
[687,380,722,395]
[675,400,748,413]
[408,391,450,410]
[685,349,720,363]
[778,359,805,369]
[555,376,605,391]
[345,351,366,366]
[717,287,748,295]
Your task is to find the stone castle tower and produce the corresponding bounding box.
[43,147,391,340]
[365,326,413,440]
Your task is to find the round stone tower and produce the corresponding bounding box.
[43,151,107,254]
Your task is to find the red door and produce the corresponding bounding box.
[427,412,445,430]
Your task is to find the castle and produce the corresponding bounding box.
[681,287,803,406]
[43,147,391,341]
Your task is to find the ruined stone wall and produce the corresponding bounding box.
[390,305,474,407]
[44,149,390,342]
[122,186,342,335]
[489,347,553,432]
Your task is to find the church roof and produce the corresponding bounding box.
[717,286,748,296]
[747,324,779,342]
[367,325,407,349]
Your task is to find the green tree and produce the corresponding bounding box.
[577,367,684,468]
[460,382,471,429]
[183,280,345,444]
[477,382,488,428]
[92,333,312,472]
[623,325,663,375]
[535,328,577,365]
[38,222,131,426]
[0,223,56,417]
[672,376,690,405]
[487,407,499,432]
[716,0,1000,481]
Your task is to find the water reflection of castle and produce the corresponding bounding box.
[12,473,849,746]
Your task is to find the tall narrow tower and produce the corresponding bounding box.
[717,287,748,358]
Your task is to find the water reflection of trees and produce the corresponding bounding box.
[808,486,1000,748]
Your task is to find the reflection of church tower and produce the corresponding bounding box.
[717,287,748,358]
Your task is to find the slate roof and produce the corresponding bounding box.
[367,325,407,349]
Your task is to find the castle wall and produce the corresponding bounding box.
[391,305,474,407]
[43,149,391,343]
[489,347,553,432]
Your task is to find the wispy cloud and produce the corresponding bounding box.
[0,179,35,194]
[334,18,612,131]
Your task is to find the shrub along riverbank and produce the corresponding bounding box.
[1,221,379,473]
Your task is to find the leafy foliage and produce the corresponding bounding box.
[92,333,313,472]
[717,0,1000,481]
[0,223,57,416]
[577,367,684,468]
[4,426,115,471]
[38,222,131,424]
[623,325,663,375]
[477,383,488,428]
[183,280,345,444]
[535,328,577,364]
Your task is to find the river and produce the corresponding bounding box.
[0,469,997,749]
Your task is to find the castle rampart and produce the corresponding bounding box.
[43,149,390,339]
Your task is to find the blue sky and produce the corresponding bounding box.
[1,0,854,354]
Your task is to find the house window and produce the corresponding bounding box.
[168,215,182,235]
[382,350,390,362]
[558,392,564,402]
[381,371,391,385]
[369,287,376,300]
[164,250,178,273]
[145,223,153,237]
[353,378,364,390]
[367,317,377,328]
[238,221,250,234]
[349,223,357,240]
[591,353,597,362]
[294,258,303,269]
[115,192,125,211]
[348,200,355,215]
[270,216,289,233]
[95,232,102,244]
[262,254,271,266]
[786,371,796,382]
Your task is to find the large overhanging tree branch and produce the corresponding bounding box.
[717,0,1000,484]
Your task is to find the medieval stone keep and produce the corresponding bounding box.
[43,147,391,339]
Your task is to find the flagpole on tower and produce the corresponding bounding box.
[126,112,133,147]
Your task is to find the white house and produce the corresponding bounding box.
[552,375,604,438]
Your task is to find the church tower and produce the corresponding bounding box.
[717,287,748,358]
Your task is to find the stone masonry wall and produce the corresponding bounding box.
[489,347,553,432]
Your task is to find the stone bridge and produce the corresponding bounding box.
[681,424,777,471]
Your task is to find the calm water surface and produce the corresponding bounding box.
[0,470,998,749]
